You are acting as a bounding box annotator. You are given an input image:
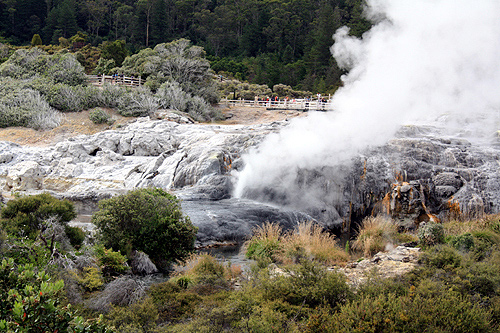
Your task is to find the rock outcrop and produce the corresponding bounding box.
[1,117,500,244]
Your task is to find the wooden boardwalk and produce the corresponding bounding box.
[222,98,331,111]
[86,74,142,87]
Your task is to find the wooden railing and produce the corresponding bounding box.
[221,98,331,111]
[86,74,142,87]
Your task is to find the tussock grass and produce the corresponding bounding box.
[244,222,283,263]
[244,221,348,265]
[443,213,500,237]
[281,221,349,265]
[353,216,399,257]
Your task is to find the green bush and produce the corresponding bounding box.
[98,83,125,108]
[65,225,85,249]
[0,258,112,332]
[1,193,76,239]
[330,288,491,332]
[89,108,113,124]
[449,232,475,252]
[105,297,158,332]
[418,221,444,246]
[92,188,197,270]
[148,281,202,322]
[253,260,352,309]
[419,245,462,270]
[94,245,129,277]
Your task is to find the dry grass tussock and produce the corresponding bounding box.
[281,221,349,265]
[353,216,399,257]
[244,221,348,265]
[443,213,500,237]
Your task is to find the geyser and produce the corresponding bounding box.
[234,0,500,225]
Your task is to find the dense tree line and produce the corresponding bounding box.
[0,0,371,92]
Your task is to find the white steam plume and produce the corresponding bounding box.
[234,0,500,216]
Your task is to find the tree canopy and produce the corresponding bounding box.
[0,0,372,93]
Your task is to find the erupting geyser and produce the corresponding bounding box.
[234,0,500,226]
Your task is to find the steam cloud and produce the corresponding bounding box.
[234,0,500,222]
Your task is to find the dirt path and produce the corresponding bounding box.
[0,106,306,147]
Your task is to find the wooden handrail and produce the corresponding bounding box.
[86,74,142,87]
[221,98,331,111]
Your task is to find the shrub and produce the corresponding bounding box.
[92,188,197,270]
[0,258,112,332]
[449,232,475,252]
[94,245,129,277]
[0,48,85,85]
[75,266,104,291]
[148,281,202,322]
[330,288,491,332]
[419,244,462,270]
[97,83,125,108]
[89,108,112,124]
[353,216,398,257]
[47,83,100,112]
[105,297,159,332]
[116,86,159,117]
[1,193,76,240]
[86,276,151,313]
[418,221,445,246]
[250,260,352,309]
[0,83,61,129]
[65,225,85,249]
[129,251,158,275]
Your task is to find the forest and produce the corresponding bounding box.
[0,0,371,93]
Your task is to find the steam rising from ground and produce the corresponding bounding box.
[234,0,500,219]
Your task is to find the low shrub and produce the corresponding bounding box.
[250,260,352,309]
[86,276,151,313]
[148,281,202,322]
[418,221,444,246]
[47,83,100,112]
[105,297,159,332]
[0,85,61,129]
[353,216,398,257]
[117,86,159,117]
[98,83,125,108]
[173,254,229,293]
[74,266,104,291]
[449,232,475,252]
[94,245,129,277]
[419,244,462,270]
[65,225,85,249]
[89,108,113,124]
[330,288,491,332]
